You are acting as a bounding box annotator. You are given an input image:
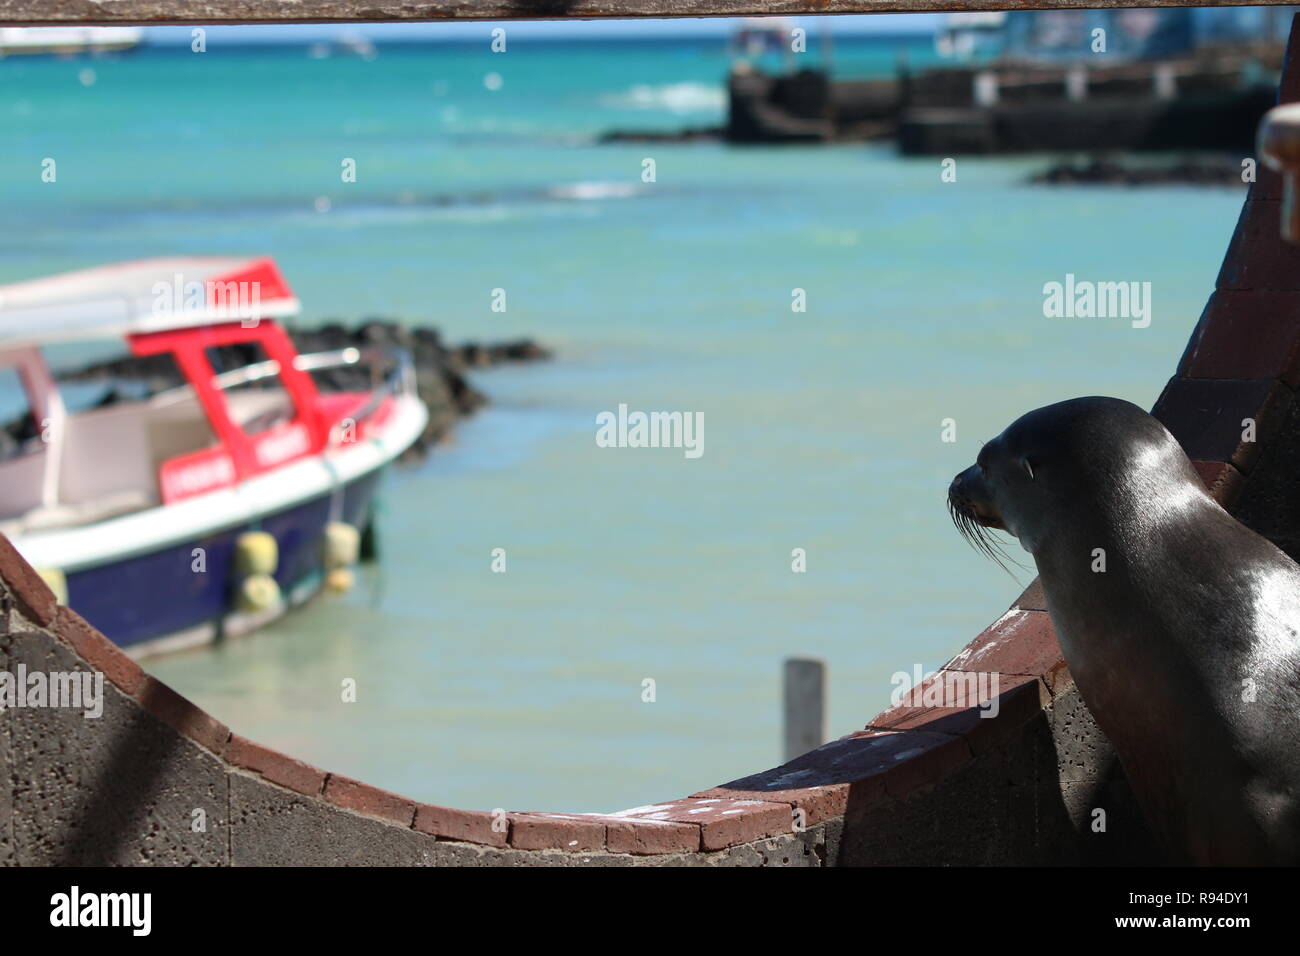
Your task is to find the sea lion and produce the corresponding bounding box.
[948,396,1300,865]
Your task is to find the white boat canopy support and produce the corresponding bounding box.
[0,344,66,511]
[0,256,300,348]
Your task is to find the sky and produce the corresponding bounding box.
[144,15,943,45]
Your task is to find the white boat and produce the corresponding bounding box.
[0,27,144,58]
[935,13,1008,61]
[0,257,427,657]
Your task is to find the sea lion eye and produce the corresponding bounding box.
[1021,457,1035,480]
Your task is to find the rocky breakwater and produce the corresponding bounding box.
[290,320,550,452]
[1029,156,1250,187]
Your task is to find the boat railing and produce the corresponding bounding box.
[293,347,364,374]
[204,344,407,392]
[148,344,416,426]
[210,357,284,391]
[312,345,417,430]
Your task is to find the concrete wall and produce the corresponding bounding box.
[5,19,1300,868]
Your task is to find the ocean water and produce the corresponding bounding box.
[0,36,1247,813]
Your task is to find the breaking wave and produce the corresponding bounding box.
[600,82,725,115]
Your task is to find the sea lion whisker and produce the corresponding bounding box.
[947,494,1027,579]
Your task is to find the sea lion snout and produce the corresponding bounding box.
[948,463,1023,577]
[948,467,1005,531]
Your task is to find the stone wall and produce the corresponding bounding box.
[0,535,1169,866]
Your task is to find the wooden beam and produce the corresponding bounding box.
[0,0,1291,28]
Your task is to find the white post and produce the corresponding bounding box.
[1066,66,1088,102]
[1154,64,1177,101]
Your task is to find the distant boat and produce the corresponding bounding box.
[307,31,378,60]
[0,26,143,58]
[337,31,378,60]
[935,13,1007,62]
[729,17,797,65]
[0,257,427,656]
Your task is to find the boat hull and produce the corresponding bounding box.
[66,469,381,656]
[7,355,428,658]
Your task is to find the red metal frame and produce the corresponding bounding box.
[129,319,328,503]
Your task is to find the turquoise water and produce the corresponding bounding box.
[1,36,1245,813]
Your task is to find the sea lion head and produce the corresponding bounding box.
[948,396,1201,561]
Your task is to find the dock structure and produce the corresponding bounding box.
[6,3,1300,866]
[897,52,1282,154]
[725,10,1290,150]
[727,56,1281,150]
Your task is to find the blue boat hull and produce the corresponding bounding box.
[66,470,381,651]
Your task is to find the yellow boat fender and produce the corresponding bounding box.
[324,567,355,595]
[234,531,279,577]
[36,567,68,606]
[237,572,281,613]
[323,521,360,571]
